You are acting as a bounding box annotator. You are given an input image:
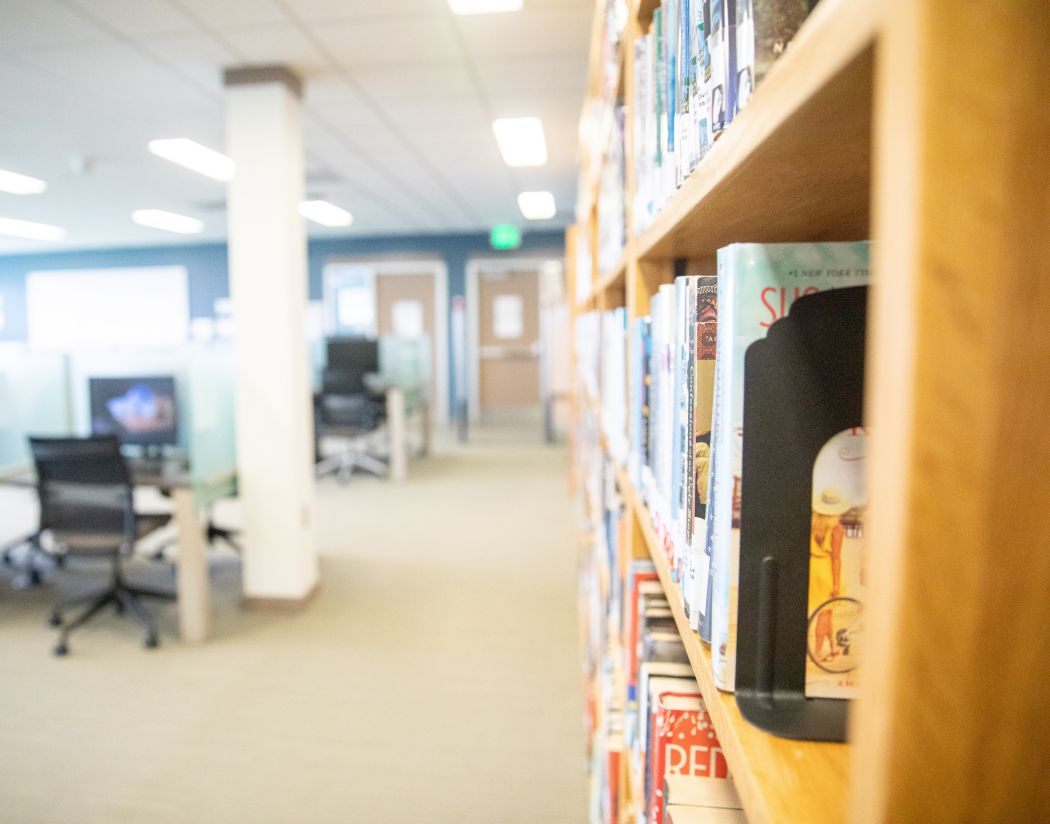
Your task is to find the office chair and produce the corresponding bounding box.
[315,339,388,483]
[29,436,175,655]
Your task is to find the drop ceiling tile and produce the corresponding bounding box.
[0,0,111,50]
[142,33,240,95]
[221,24,330,75]
[474,53,587,96]
[65,0,198,38]
[285,0,446,21]
[381,95,489,130]
[348,61,475,99]
[456,6,592,60]
[311,16,460,66]
[175,0,289,29]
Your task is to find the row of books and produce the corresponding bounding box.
[580,438,740,824]
[580,241,870,706]
[633,0,817,232]
[598,108,628,278]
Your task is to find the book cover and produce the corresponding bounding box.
[806,428,866,699]
[702,0,732,143]
[640,676,701,818]
[685,275,717,627]
[732,0,810,115]
[647,693,729,824]
[626,565,661,703]
[708,242,870,691]
[631,664,694,791]
[676,0,694,185]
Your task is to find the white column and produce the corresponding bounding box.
[224,66,318,601]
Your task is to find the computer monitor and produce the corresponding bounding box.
[88,376,178,449]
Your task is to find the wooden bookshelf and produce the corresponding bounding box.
[616,466,848,824]
[570,0,1050,822]
[635,0,878,261]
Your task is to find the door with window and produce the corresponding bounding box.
[477,268,541,423]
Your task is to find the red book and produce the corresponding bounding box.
[606,734,623,824]
[625,569,659,701]
[647,693,729,824]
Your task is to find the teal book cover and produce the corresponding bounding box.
[708,241,871,691]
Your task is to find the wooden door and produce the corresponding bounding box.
[375,272,437,410]
[477,268,541,415]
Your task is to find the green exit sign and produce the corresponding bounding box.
[490,224,521,250]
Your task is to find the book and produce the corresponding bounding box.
[702,0,732,144]
[707,242,871,691]
[626,564,660,702]
[665,806,747,824]
[640,675,701,819]
[631,662,695,776]
[685,275,718,629]
[647,692,729,824]
[732,0,811,117]
[663,775,742,812]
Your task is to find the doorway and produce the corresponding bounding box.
[467,257,564,427]
[322,260,449,426]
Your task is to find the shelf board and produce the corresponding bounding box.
[636,0,879,261]
[614,465,850,824]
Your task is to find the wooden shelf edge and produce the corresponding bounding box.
[634,0,879,261]
[611,463,850,824]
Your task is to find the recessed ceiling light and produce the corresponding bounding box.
[449,0,522,13]
[148,138,234,182]
[131,209,204,235]
[0,169,47,195]
[0,216,66,241]
[492,117,548,167]
[517,191,557,220]
[298,200,353,228]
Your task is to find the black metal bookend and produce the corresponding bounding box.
[735,286,869,742]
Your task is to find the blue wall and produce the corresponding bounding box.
[0,229,567,404]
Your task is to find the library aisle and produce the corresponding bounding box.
[0,427,586,824]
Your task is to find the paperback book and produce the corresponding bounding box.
[707,241,871,691]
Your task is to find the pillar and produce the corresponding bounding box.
[224,65,318,601]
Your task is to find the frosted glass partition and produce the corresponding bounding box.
[65,344,237,506]
[186,343,237,508]
[378,335,430,411]
[0,345,72,472]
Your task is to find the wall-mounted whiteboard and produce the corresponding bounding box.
[26,266,190,348]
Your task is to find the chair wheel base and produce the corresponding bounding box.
[144,634,159,649]
[48,612,62,627]
[53,643,68,656]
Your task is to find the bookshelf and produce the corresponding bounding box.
[570,1,1050,823]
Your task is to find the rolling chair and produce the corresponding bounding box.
[29,436,175,655]
[315,338,388,482]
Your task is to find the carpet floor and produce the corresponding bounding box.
[0,426,586,824]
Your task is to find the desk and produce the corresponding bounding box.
[0,461,232,644]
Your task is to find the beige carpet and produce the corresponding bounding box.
[0,427,587,824]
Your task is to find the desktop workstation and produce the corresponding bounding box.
[0,346,237,649]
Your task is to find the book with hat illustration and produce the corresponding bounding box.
[705,242,870,693]
[734,285,869,742]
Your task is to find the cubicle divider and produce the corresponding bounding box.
[0,345,73,474]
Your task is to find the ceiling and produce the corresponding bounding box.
[0,0,590,255]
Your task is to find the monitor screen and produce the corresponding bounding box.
[88,376,178,447]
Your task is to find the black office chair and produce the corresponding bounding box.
[29,436,175,655]
[315,339,388,482]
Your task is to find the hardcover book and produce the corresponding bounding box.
[707,242,871,691]
[631,662,695,771]
[702,0,732,143]
[640,675,701,819]
[663,774,742,814]
[647,692,729,824]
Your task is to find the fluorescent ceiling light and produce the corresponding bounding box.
[0,217,66,241]
[132,209,204,235]
[148,138,234,182]
[449,0,522,13]
[517,191,557,220]
[492,117,548,167]
[0,169,47,195]
[298,200,353,227]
